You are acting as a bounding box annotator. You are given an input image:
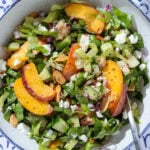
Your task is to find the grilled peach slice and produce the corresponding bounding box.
[22,63,56,102]
[63,43,80,80]
[65,3,105,34]
[101,60,126,116]
[7,40,44,70]
[14,78,53,116]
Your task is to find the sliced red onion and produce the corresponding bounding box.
[50,44,54,51]
[14,31,21,39]
[66,23,71,28]
[47,37,53,43]
[105,4,112,11]
[49,23,54,29]
[95,102,101,111]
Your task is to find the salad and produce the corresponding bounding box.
[0,1,149,150]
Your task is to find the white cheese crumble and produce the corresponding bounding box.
[95,82,101,87]
[63,101,70,109]
[79,34,90,51]
[43,44,52,56]
[79,134,88,142]
[88,103,95,111]
[134,50,142,59]
[128,34,138,44]
[115,47,120,52]
[0,59,6,72]
[139,63,146,70]
[17,123,30,136]
[55,19,70,40]
[59,100,70,109]
[38,24,48,31]
[13,59,21,66]
[70,105,78,112]
[59,100,64,108]
[117,60,130,75]
[123,110,128,120]
[96,110,103,118]
[115,32,127,44]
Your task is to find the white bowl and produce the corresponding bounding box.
[0,0,150,150]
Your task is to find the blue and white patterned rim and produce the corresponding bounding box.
[0,0,150,149]
[129,0,150,21]
[0,128,24,150]
[0,0,21,20]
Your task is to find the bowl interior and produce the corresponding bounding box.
[0,0,150,149]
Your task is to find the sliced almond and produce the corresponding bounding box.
[128,84,135,91]
[55,84,61,102]
[55,54,68,62]
[49,83,55,90]
[100,96,110,112]
[53,70,66,85]
[9,114,18,127]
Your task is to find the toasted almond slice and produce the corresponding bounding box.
[55,54,68,62]
[128,84,135,91]
[55,84,61,102]
[100,96,110,112]
[9,114,18,127]
[49,83,55,90]
[53,70,66,85]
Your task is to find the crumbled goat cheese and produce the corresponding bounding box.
[88,103,95,111]
[95,82,101,87]
[115,47,120,52]
[38,24,48,31]
[43,44,52,56]
[0,59,6,72]
[115,32,127,44]
[97,76,106,81]
[70,105,78,112]
[117,60,130,75]
[134,50,142,59]
[59,100,64,108]
[79,134,88,142]
[96,110,103,118]
[55,20,70,40]
[17,123,30,136]
[139,63,146,70]
[13,59,21,66]
[63,101,70,109]
[128,34,138,44]
[123,110,128,120]
[79,34,90,51]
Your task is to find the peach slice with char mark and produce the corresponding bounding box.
[101,60,126,116]
[63,43,80,81]
[14,78,53,116]
[7,40,44,70]
[65,3,105,34]
[22,63,56,102]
